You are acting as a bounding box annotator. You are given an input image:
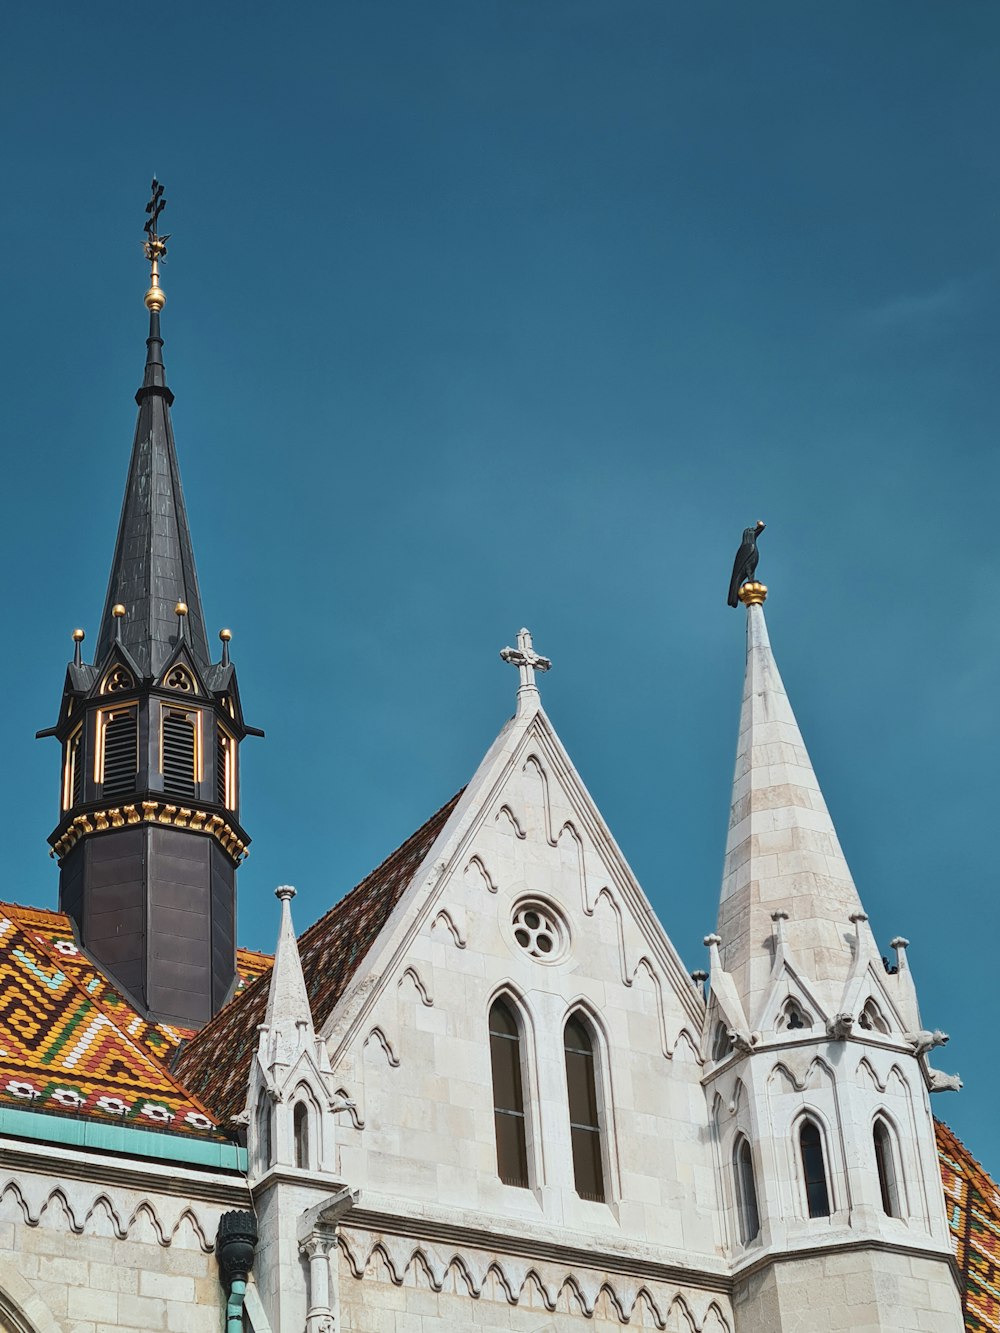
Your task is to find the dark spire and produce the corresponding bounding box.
[40,181,259,1029]
[94,190,210,677]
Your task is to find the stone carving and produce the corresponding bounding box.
[926,1068,963,1093]
[495,804,527,838]
[465,854,498,894]
[362,1026,400,1068]
[430,908,467,949]
[826,1013,855,1039]
[906,1028,949,1055]
[336,1228,731,1330]
[397,965,434,1006]
[0,1178,215,1251]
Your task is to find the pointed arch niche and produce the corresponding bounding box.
[291,1085,318,1171]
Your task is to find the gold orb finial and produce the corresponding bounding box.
[144,284,166,312]
[72,628,86,643]
[219,627,232,642]
[112,603,126,618]
[737,581,768,607]
[174,601,188,617]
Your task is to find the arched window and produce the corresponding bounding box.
[733,1135,760,1244]
[293,1100,311,1170]
[711,1021,730,1062]
[780,999,811,1031]
[564,1014,605,1202]
[859,999,890,1034]
[873,1118,902,1217]
[256,1100,272,1172]
[489,999,529,1188]
[799,1119,831,1218]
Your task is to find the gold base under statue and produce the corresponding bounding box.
[738,581,767,606]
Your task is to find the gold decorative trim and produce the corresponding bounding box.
[738,581,768,607]
[51,801,247,864]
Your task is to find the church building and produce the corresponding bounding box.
[0,191,997,1333]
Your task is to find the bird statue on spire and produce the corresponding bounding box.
[727,520,766,607]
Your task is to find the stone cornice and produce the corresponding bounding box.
[0,1137,250,1207]
[731,1236,962,1292]
[336,1206,732,1294]
[50,800,248,863]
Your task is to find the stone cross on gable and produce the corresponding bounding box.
[500,627,551,696]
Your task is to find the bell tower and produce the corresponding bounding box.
[38,181,261,1029]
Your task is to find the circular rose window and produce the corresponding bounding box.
[511,900,569,963]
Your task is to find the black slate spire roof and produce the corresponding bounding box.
[94,307,211,676]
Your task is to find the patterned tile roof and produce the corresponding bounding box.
[173,790,462,1124]
[0,903,221,1136]
[938,1119,1000,1332]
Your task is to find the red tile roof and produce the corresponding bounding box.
[172,790,462,1124]
[938,1120,1000,1332]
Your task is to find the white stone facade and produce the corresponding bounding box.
[0,612,967,1333]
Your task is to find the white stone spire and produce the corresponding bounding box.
[717,591,876,1020]
[262,884,314,1067]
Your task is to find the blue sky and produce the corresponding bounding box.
[1,3,998,1166]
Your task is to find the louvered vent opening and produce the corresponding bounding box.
[102,712,137,798]
[70,734,84,806]
[163,710,197,799]
[216,728,228,806]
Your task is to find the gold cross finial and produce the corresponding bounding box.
[143,178,170,312]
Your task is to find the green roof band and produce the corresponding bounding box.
[0,1106,246,1172]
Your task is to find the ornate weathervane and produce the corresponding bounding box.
[727,520,767,607]
[143,177,170,312]
[500,628,551,698]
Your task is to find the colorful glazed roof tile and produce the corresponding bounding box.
[173,790,462,1124]
[0,903,221,1137]
[938,1119,1000,1332]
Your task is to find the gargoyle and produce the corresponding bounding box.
[906,1029,949,1056]
[827,1013,854,1040]
[926,1068,962,1093]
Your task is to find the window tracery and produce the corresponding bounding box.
[101,665,134,694]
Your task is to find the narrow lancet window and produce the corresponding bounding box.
[293,1100,310,1170]
[489,999,529,1188]
[564,1014,605,1202]
[711,1021,730,1062]
[733,1135,761,1243]
[799,1119,831,1218]
[162,707,197,799]
[874,1118,902,1217]
[256,1100,272,1172]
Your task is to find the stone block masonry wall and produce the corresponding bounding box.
[0,1159,246,1333]
[731,1250,964,1333]
[334,1232,734,1332]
